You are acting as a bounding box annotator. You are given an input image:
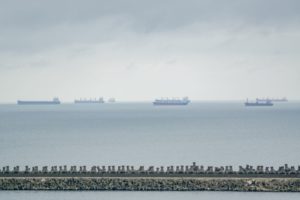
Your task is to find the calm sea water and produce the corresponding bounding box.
[0,191,300,200]
[0,101,300,198]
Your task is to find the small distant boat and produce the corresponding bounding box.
[245,99,273,106]
[153,97,190,105]
[108,98,116,103]
[74,98,104,104]
[17,97,61,105]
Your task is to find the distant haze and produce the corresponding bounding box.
[0,0,300,102]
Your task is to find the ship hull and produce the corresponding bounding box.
[17,101,60,105]
[153,102,190,105]
[245,102,273,106]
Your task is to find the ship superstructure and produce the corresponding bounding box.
[74,98,104,104]
[153,97,190,105]
[256,97,288,102]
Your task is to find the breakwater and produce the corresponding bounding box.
[1,177,300,191]
[1,163,300,191]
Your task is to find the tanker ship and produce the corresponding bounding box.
[17,97,61,105]
[153,97,190,105]
[245,99,273,106]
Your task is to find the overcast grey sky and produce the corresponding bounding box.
[0,0,300,102]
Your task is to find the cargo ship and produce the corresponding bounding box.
[153,97,190,105]
[74,98,104,104]
[245,99,273,106]
[17,97,61,105]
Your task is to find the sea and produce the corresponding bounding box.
[0,101,300,199]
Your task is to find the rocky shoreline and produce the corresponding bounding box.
[1,177,300,192]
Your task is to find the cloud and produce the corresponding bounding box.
[1,0,300,53]
[0,0,299,101]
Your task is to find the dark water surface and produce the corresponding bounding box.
[0,102,299,167]
[1,102,300,199]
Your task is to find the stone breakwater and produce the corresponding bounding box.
[1,177,300,192]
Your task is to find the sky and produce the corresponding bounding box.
[0,0,300,102]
